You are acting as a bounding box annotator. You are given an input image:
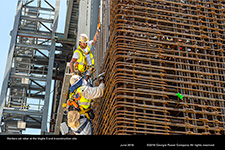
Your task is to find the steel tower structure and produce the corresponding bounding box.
[0,0,60,134]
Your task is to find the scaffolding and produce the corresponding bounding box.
[93,0,225,135]
[0,0,60,134]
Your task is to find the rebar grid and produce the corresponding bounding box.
[93,0,225,135]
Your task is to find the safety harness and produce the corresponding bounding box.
[67,90,92,120]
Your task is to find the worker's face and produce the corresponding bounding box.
[79,42,87,49]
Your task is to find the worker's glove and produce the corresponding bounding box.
[99,76,104,81]
[89,66,95,73]
[99,74,104,83]
[97,23,101,32]
[70,72,75,76]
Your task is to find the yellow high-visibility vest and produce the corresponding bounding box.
[73,46,87,73]
[69,86,92,110]
[73,45,94,73]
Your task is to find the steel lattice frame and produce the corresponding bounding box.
[0,0,60,134]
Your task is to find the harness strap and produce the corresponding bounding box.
[79,107,91,120]
[79,108,91,114]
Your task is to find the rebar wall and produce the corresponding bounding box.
[93,0,225,135]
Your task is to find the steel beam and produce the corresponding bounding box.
[17,31,52,40]
[3,108,42,116]
[16,43,50,51]
[20,15,53,23]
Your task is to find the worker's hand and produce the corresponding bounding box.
[97,23,101,32]
[99,72,105,83]
[70,72,75,76]
[97,23,101,30]
[89,66,95,73]
[99,76,104,82]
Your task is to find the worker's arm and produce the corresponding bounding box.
[92,30,99,47]
[80,82,105,100]
[70,58,77,73]
[92,23,101,47]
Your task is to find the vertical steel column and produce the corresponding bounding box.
[0,0,22,125]
[41,0,60,134]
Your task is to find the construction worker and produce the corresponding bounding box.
[67,74,104,135]
[70,24,100,80]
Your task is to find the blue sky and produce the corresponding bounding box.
[0,0,67,134]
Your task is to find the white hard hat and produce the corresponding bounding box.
[79,33,89,43]
[70,75,82,85]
